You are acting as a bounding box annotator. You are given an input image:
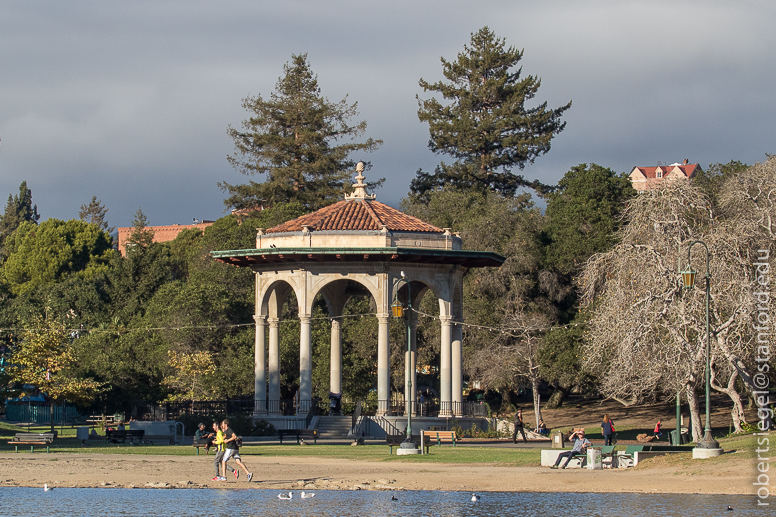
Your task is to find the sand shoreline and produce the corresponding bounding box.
[0,452,756,495]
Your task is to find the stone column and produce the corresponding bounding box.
[439,315,453,417]
[299,315,312,414]
[268,318,281,415]
[330,318,342,395]
[403,321,411,417]
[253,314,267,415]
[377,314,390,415]
[406,316,418,416]
[451,320,463,416]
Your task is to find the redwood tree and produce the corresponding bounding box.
[222,53,382,211]
[413,27,571,198]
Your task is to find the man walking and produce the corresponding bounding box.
[512,409,527,444]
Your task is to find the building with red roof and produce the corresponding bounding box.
[629,159,701,192]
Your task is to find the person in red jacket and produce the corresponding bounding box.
[654,420,662,440]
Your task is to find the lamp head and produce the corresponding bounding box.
[680,264,697,290]
[391,299,404,318]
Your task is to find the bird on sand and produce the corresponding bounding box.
[278,492,293,500]
[471,494,480,502]
[301,491,315,499]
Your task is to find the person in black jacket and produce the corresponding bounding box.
[512,409,527,444]
[221,419,253,482]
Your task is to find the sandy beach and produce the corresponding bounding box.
[0,450,755,495]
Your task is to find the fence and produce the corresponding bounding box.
[5,402,83,423]
[133,400,256,421]
[98,397,489,422]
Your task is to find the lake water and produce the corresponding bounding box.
[0,487,761,517]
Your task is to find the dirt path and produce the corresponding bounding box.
[0,451,756,495]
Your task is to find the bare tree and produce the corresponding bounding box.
[718,154,776,239]
[579,180,761,438]
[717,155,776,430]
[467,306,552,428]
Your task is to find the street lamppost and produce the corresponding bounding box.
[680,240,719,450]
[391,271,418,451]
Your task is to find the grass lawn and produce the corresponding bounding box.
[0,440,543,466]
[0,421,757,470]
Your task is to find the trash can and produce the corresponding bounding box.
[671,428,690,445]
[552,431,565,449]
[76,426,89,441]
[587,448,602,470]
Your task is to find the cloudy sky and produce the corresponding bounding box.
[1,1,774,229]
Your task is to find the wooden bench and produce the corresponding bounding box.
[277,429,318,444]
[8,432,57,453]
[421,430,458,447]
[192,437,212,455]
[105,429,145,444]
[386,434,429,454]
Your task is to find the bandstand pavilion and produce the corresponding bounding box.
[212,163,504,430]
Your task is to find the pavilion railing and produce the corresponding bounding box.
[264,399,298,416]
[374,399,487,417]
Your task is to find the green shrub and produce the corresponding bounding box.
[450,420,463,437]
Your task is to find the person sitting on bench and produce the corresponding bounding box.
[550,429,591,469]
[195,423,215,453]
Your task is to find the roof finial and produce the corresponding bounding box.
[345,161,375,200]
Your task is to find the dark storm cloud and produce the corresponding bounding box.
[0,1,773,228]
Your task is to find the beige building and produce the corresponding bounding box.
[629,159,701,192]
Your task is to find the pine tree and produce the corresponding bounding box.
[128,207,154,249]
[413,27,571,198]
[79,195,114,233]
[0,181,40,259]
[221,53,382,211]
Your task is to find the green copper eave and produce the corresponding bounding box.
[210,247,505,268]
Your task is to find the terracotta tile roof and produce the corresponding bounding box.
[633,163,699,180]
[265,199,443,234]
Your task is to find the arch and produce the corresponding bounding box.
[310,276,379,317]
[257,277,298,318]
